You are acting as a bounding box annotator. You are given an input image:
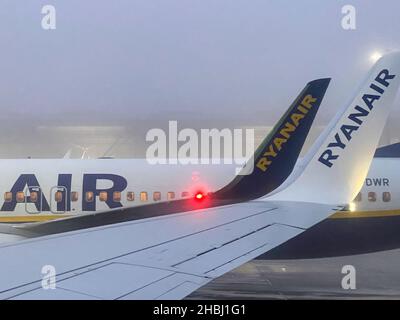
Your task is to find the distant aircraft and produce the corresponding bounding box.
[0,52,398,299]
[0,78,330,224]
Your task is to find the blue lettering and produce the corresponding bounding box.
[1,174,50,212]
[82,174,127,211]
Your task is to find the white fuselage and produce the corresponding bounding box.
[0,157,396,222]
[0,159,236,222]
[348,157,400,212]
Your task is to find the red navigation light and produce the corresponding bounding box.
[195,192,205,201]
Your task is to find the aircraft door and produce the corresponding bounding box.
[24,186,42,214]
[50,186,67,213]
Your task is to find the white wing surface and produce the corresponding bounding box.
[0,201,336,300]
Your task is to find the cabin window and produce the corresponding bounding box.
[16,191,24,203]
[153,192,161,201]
[167,192,175,200]
[368,192,376,202]
[140,192,148,202]
[30,191,38,202]
[181,191,189,198]
[54,191,63,203]
[71,191,79,202]
[113,191,121,202]
[383,192,391,202]
[86,191,94,202]
[4,192,12,203]
[354,192,362,202]
[127,192,135,201]
[99,191,108,202]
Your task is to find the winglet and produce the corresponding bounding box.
[268,52,400,204]
[213,78,331,200]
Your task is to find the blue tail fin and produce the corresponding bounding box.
[214,78,331,200]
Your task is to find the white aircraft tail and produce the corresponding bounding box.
[268,51,400,205]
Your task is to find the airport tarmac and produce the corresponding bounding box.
[188,249,400,299]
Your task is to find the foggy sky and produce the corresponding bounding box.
[0,0,399,158]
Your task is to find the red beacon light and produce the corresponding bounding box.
[194,192,205,201]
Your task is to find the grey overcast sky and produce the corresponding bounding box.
[0,0,399,157]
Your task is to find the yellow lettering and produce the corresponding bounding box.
[256,158,271,171]
[291,113,305,126]
[280,122,296,139]
[263,144,277,157]
[274,137,287,151]
[301,94,317,109]
[297,105,309,114]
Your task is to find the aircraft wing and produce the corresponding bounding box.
[0,200,336,300]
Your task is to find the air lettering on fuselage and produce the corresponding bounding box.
[0,173,128,212]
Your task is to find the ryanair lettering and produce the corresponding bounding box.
[318,69,396,168]
[256,94,317,172]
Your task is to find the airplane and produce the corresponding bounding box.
[0,52,398,299]
[0,133,397,259]
[260,142,400,259]
[0,78,330,224]
[0,96,397,259]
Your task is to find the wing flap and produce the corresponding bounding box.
[51,263,175,300]
[122,273,207,300]
[166,224,299,276]
[7,225,302,300]
[0,201,335,300]
[13,287,101,300]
